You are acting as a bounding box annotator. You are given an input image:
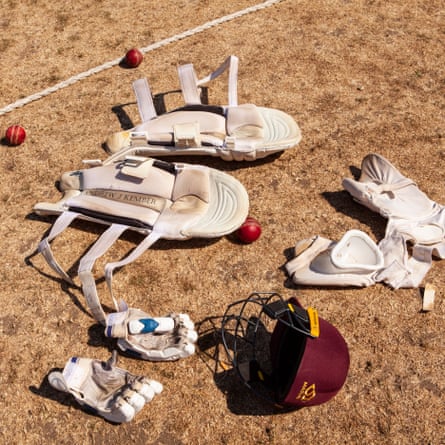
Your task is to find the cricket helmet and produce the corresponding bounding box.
[221,292,349,408]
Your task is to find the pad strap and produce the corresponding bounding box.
[376,230,445,289]
[38,211,80,284]
[105,230,163,308]
[197,55,238,107]
[78,224,129,324]
[133,78,157,123]
[178,55,239,107]
[178,63,201,105]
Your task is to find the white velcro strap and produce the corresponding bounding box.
[197,55,239,107]
[78,224,128,324]
[78,271,107,324]
[129,131,149,147]
[225,136,257,152]
[38,211,80,284]
[173,122,201,148]
[226,104,264,136]
[105,230,163,306]
[375,259,411,289]
[376,236,434,289]
[121,157,154,179]
[177,63,201,105]
[178,55,239,107]
[133,78,157,122]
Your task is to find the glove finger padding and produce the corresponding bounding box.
[105,307,198,361]
[48,351,163,423]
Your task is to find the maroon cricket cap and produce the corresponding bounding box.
[270,297,349,407]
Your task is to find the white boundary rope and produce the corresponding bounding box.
[0,0,282,116]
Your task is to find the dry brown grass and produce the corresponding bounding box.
[0,1,444,444]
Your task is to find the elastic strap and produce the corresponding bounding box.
[178,55,239,107]
[133,77,157,122]
[78,224,129,324]
[376,231,442,289]
[104,229,163,307]
[38,211,79,284]
[178,63,201,105]
[197,55,238,107]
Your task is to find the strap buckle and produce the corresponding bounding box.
[173,122,201,147]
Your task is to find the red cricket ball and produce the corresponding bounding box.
[237,217,262,243]
[124,48,143,68]
[5,125,26,146]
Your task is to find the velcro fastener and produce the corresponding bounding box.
[226,104,264,138]
[225,136,259,152]
[173,122,201,148]
[129,131,149,147]
[121,157,154,179]
[172,167,210,203]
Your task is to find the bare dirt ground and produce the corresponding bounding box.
[0,1,444,444]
